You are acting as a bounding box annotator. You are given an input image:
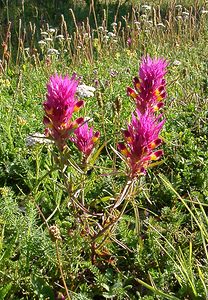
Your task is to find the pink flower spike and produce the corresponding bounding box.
[71,122,100,157]
[118,109,165,178]
[129,55,168,113]
[43,73,84,147]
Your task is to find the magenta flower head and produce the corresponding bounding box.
[118,109,165,178]
[127,56,168,113]
[71,122,100,158]
[43,73,84,147]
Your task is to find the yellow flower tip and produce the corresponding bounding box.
[154,89,163,101]
[157,95,163,101]
[46,107,54,115]
[48,123,53,129]
[153,105,159,112]
[71,122,78,129]
[149,142,156,149]
[60,122,68,129]
[131,92,138,99]
[148,138,162,150]
[74,100,84,113]
[121,148,129,156]
[135,82,140,90]
[126,136,132,143]
[150,153,158,160]
[118,143,129,157]
[71,117,84,129]
[150,150,163,161]
[92,136,99,143]
[127,87,138,99]
[154,89,160,96]
[73,106,80,113]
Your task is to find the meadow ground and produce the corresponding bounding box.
[0,1,208,299]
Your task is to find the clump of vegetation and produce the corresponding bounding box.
[0,1,207,299]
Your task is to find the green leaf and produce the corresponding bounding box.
[135,278,180,300]
[31,276,55,300]
[89,141,106,167]
[0,283,12,299]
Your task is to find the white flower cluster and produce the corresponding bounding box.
[26,133,53,147]
[77,84,96,98]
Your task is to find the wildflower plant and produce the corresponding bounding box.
[115,55,167,208]
[39,56,167,297]
[1,1,208,298]
[120,55,167,179]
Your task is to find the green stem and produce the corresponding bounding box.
[91,178,136,262]
[55,240,72,300]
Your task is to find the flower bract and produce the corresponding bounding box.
[71,122,100,158]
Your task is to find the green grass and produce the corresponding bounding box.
[0,1,208,299]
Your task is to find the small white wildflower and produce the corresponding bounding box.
[38,40,46,45]
[47,48,59,55]
[173,60,181,66]
[140,14,147,20]
[84,117,93,123]
[111,22,117,26]
[103,36,109,41]
[176,16,182,20]
[77,45,82,49]
[141,5,151,10]
[24,47,30,52]
[108,32,116,37]
[41,31,48,36]
[175,5,182,9]
[56,34,64,39]
[182,11,189,17]
[83,33,90,38]
[45,37,53,42]
[26,133,53,147]
[77,84,96,98]
[157,23,165,28]
[201,9,208,14]
[48,28,56,33]
[98,26,104,31]
[134,21,140,25]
